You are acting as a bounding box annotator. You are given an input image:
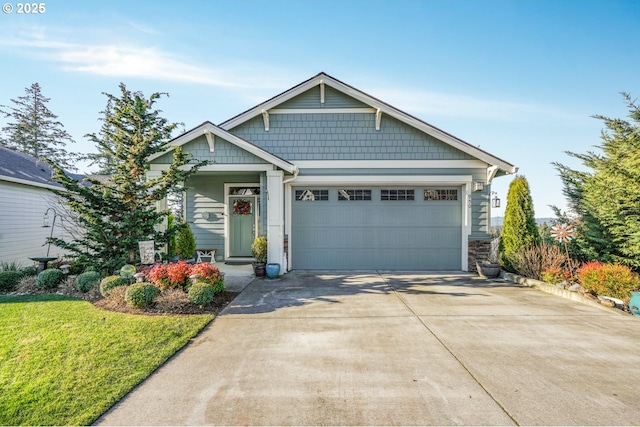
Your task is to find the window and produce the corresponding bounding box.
[381,189,415,201]
[338,189,371,201]
[295,189,328,201]
[424,189,458,201]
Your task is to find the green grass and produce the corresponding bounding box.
[0,294,214,426]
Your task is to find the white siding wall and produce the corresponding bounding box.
[0,181,69,267]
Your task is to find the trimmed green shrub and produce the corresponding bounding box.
[175,222,196,260]
[0,271,21,292]
[578,261,640,302]
[76,271,101,293]
[20,266,38,278]
[100,275,130,297]
[36,268,66,290]
[125,282,159,309]
[499,176,540,270]
[188,282,217,307]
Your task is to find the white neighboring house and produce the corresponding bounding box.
[0,147,82,267]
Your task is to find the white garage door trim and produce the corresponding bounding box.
[285,175,472,270]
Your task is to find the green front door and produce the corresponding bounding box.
[229,196,256,257]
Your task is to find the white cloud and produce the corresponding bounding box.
[372,87,585,123]
[0,26,293,91]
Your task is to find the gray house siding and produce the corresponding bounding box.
[277,85,369,109]
[185,173,264,261]
[229,113,475,161]
[154,135,269,165]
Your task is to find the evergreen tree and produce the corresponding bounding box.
[46,84,207,272]
[499,175,540,269]
[554,93,640,269]
[0,83,78,170]
[81,97,118,174]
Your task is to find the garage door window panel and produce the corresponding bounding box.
[295,189,328,201]
[381,189,415,201]
[338,189,372,201]
[424,189,458,201]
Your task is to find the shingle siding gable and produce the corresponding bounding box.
[229,112,474,161]
[152,135,269,164]
[277,85,370,109]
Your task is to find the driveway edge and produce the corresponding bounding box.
[500,270,629,316]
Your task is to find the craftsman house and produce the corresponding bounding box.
[148,72,516,272]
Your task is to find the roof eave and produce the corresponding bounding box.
[147,122,297,174]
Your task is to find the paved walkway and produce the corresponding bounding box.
[96,272,640,426]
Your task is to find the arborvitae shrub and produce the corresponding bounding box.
[499,176,540,270]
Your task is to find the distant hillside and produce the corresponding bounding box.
[491,217,555,227]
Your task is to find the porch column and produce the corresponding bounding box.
[266,170,285,274]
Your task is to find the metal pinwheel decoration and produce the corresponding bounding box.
[550,223,576,242]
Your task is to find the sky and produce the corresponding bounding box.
[1,0,639,218]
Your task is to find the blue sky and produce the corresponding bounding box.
[1,0,639,218]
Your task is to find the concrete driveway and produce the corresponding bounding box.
[96,272,640,426]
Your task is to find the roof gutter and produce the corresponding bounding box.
[282,166,299,184]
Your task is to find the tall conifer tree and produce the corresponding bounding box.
[47,84,207,272]
[554,93,640,269]
[0,83,78,170]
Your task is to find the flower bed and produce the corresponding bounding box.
[145,261,222,291]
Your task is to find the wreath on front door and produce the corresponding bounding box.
[233,199,252,215]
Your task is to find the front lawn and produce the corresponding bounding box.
[0,294,213,426]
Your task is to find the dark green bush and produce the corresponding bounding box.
[36,269,66,290]
[100,275,129,297]
[20,266,38,278]
[188,282,217,307]
[0,271,21,292]
[76,271,101,293]
[125,282,159,309]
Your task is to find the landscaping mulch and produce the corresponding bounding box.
[8,276,239,316]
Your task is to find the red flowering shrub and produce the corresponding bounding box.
[190,263,221,282]
[146,262,223,291]
[146,264,170,289]
[166,261,192,290]
[578,261,640,302]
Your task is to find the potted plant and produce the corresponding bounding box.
[251,236,267,277]
[476,255,501,279]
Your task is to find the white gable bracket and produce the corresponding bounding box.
[375,108,382,131]
[487,165,499,184]
[320,79,325,104]
[262,109,270,132]
[203,129,215,152]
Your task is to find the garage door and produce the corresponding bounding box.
[291,187,462,270]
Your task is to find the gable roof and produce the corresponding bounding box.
[220,72,517,175]
[0,146,84,190]
[147,121,297,174]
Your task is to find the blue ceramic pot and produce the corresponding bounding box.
[629,291,640,317]
[265,263,280,279]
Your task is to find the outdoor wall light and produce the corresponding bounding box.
[491,191,501,208]
[473,181,485,192]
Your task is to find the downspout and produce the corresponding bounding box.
[282,166,299,184]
